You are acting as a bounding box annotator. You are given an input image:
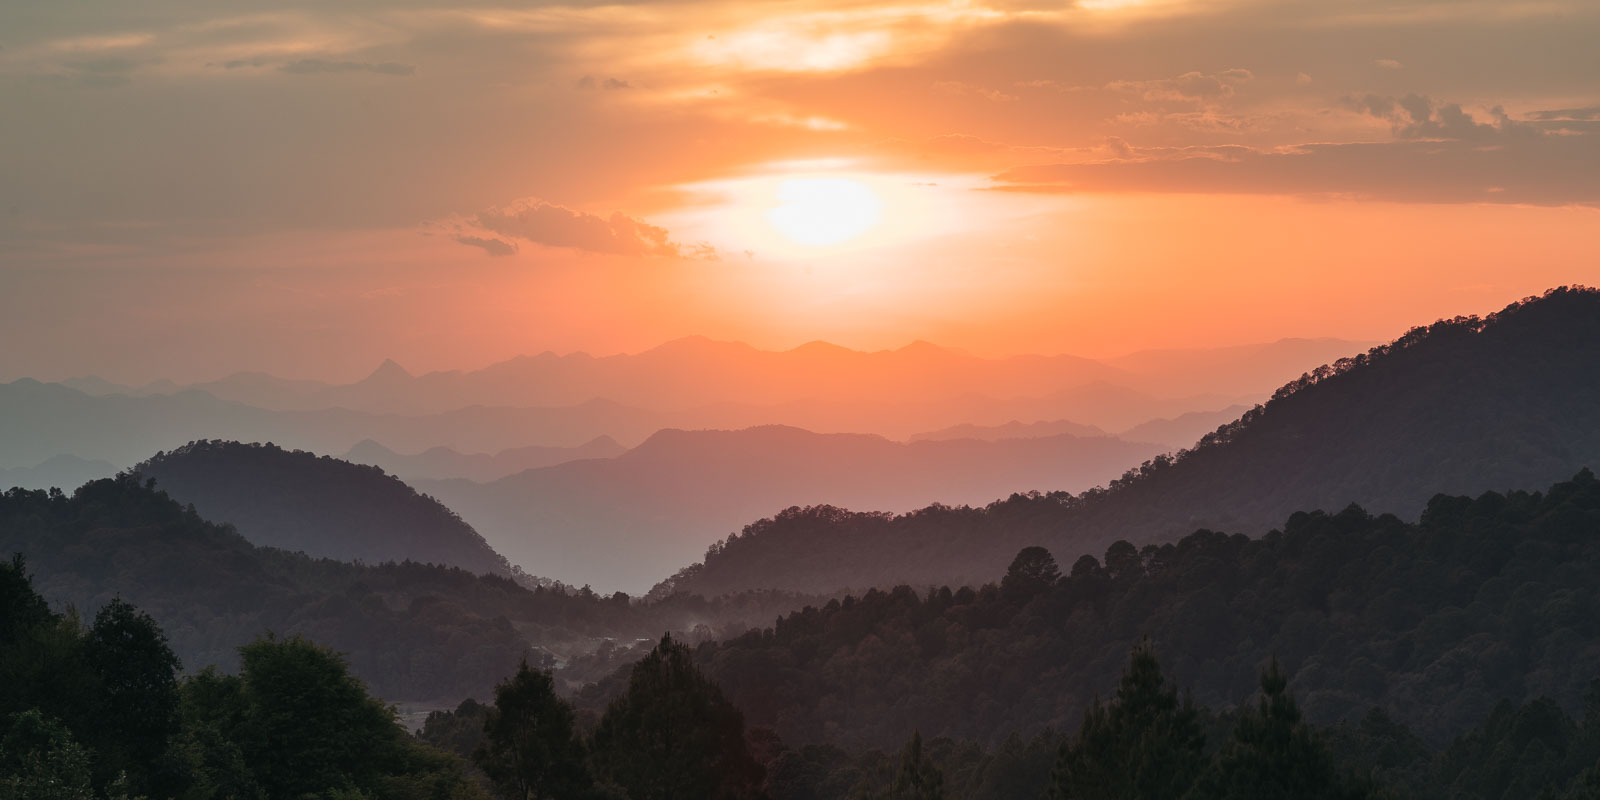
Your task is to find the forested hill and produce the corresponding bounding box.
[0,475,813,701]
[136,440,515,578]
[659,287,1600,597]
[602,470,1600,753]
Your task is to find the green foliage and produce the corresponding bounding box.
[421,698,491,760]
[1048,642,1206,800]
[233,633,404,797]
[82,597,182,791]
[474,661,593,800]
[591,635,766,800]
[0,710,95,800]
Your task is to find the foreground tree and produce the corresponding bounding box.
[1188,659,1372,800]
[0,710,95,800]
[475,660,594,800]
[83,597,182,792]
[591,634,766,800]
[1048,642,1207,800]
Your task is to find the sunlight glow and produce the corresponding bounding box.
[766,178,885,246]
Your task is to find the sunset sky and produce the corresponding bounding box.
[2,0,1596,383]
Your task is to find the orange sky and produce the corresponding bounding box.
[1,0,1596,382]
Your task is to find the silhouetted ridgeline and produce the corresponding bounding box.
[136,440,517,578]
[593,470,1600,754]
[657,287,1600,597]
[0,475,817,701]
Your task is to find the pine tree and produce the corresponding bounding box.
[1187,658,1370,800]
[1048,641,1207,800]
[591,634,766,800]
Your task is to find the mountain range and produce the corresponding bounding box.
[342,436,627,483]
[657,288,1600,597]
[417,425,1166,592]
[59,337,1364,417]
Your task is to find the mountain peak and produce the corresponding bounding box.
[362,358,412,383]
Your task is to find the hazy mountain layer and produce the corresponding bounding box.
[0,377,1235,471]
[1116,404,1253,450]
[908,418,1107,442]
[0,454,119,492]
[343,436,626,482]
[56,336,1356,420]
[658,288,1600,597]
[420,425,1165,592]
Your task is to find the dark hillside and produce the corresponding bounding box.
[137,440,515,577]
[603,470,1600,752]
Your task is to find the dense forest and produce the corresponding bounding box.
[0,475,818,701]
[1,558,778,800]
[8,477,1600,799]
[136,441,519,579]
[423,640,1600,800]
[659,287,1600,597]
[596,471,1600,755]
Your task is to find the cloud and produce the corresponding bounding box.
[933,80,1018,103]
[576,75,632,90]
[280,60,415,77]
[1527,106,1600,121]
[1348,93,1533,141]
[1375,58,1404,69]
[991,100,1599,206]
[460,198,715,259]
[1106,69,1254,103]
[455,235,518,257]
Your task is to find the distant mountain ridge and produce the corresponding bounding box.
[1116,405,1253,450]
[909,419,1107,442]
[135,441,517,578]
[656,287,1600,597]
[0,376,1240,471]
[419,425,1166,592]
[343,436,626,482]
[0,454,119,492]
[54,336,1364,418]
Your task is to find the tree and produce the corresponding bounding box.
[235,633,403,798]
[0,710,94,800]
[886,731,944,800]
[0,555,51,644]
[1048,642,1206,800]
[474,660,594,800]
[591,634,765,800]
[1188,658,1369,800]
[82,597,182,791]
[1001,547,1061,599]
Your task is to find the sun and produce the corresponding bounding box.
[766,178,884,246]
